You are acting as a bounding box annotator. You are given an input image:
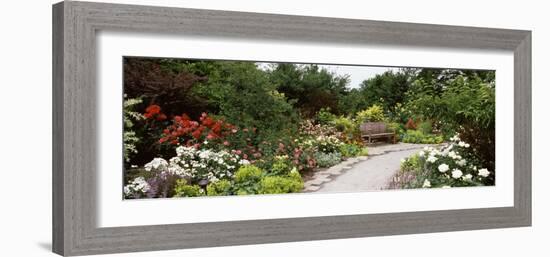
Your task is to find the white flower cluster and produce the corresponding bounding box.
[478,168,490,177]
[422,179,431,188]
[304,135,343,152]
[415,136,492,188]
[144,158,168,172]
[143,146,244,182]
[123,176,150,197]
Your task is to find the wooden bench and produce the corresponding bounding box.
[360,122,396,144]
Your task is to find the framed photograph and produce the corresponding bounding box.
[52,1,531,256]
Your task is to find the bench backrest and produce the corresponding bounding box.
[360,122,388,135]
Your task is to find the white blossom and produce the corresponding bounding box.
[462,174,473,180]
[478,168,490,177]
[451,169,463,179]
[422,179,431,188]
[448,151,461,160]
[456,159,467,166]
[438,163,450,173]
[427,155,438,163]
[239,159,250,165]
[123,176,150,197]
[144,158,168,171]
[141,146,242,182]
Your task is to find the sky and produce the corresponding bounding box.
[319,64,399,89]
[257,62,398,89]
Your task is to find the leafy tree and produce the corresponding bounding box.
[358,69,413,113]
[337,88,365,115]
[406,74,495,170]
[184,61,300,141]
[268,64,350,117]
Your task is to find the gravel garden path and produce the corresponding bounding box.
[303,143,434,193]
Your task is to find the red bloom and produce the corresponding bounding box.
[156,113,167,121]
[199,112,207,121]
[145,105,161,115]
[191,129,202,139]
[212,122,222,134]
[223,141,230,146]
[144,104,167,121]
[202,117,214,128]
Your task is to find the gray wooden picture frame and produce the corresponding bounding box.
[52,1,531,256]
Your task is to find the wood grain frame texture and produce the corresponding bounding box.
[52,1,532,256]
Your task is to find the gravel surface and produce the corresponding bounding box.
[314,144,428,193]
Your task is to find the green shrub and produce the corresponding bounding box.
[316,107,336,125]
[270,155,291,176]
[330,116,360,143]
[401,130,443,144]
[331,116,354,132]
[400,154,420,172]
[356,105,385,123]
[386,122,405,138]
[314,152,342,168]
[206,180,233,196]
[258,169,303,194]
[339,143,367,157]
[234,165,264,194]
[417,121,433,135]
[235,165,263,183]
[173,180,204,197]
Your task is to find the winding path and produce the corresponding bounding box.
[304,143,433,193]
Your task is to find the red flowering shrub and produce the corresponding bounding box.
[146,105,316,174]
[143,104,167,121]
[159,112,236,146]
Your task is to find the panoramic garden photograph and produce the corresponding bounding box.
[122,57,495,199]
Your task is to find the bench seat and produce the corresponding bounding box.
[360,122,396,144]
